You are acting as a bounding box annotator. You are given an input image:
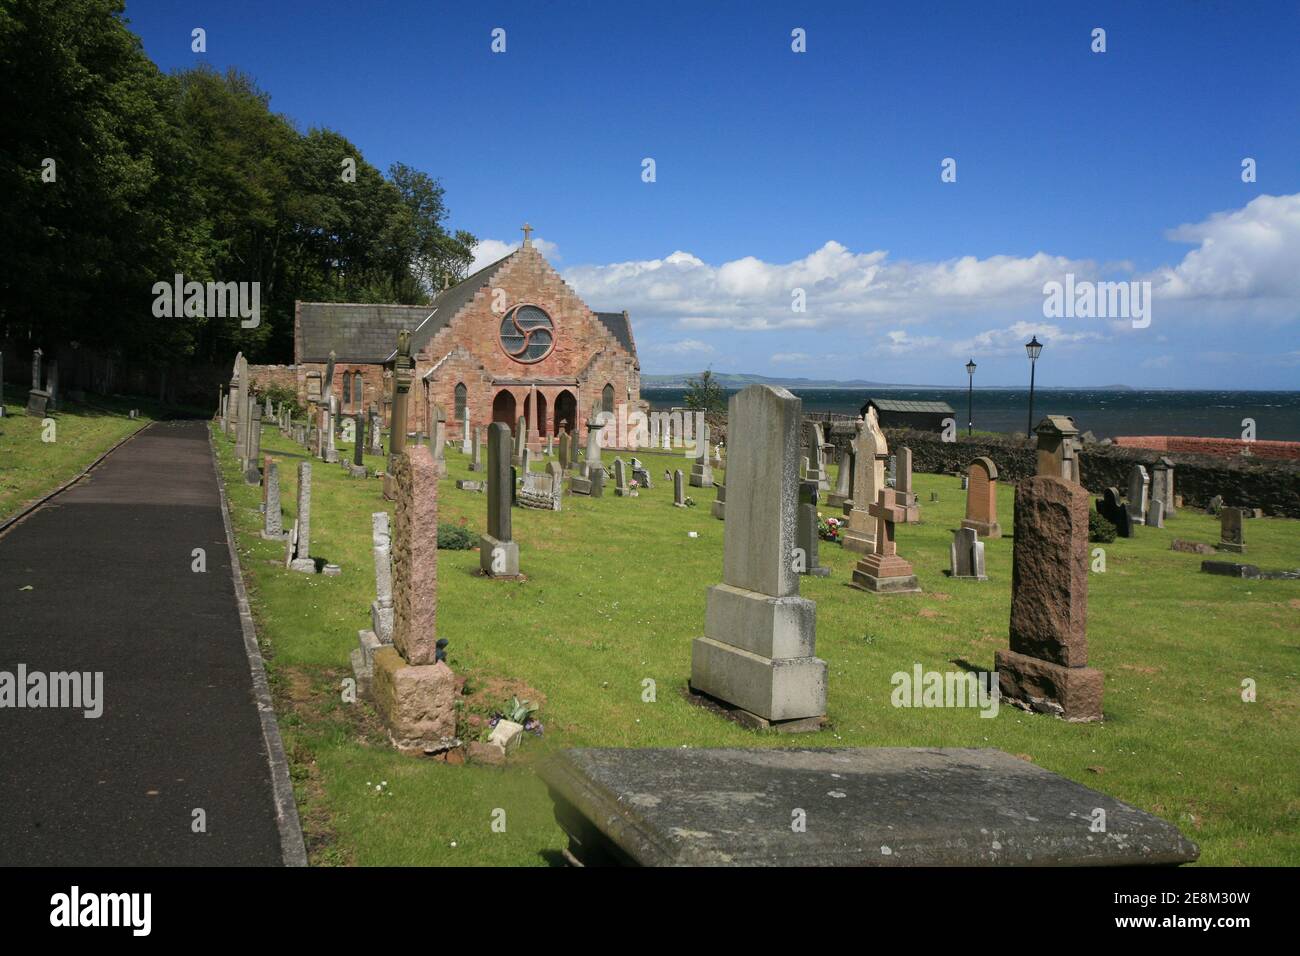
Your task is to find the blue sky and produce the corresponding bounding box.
[126,0,1300,388]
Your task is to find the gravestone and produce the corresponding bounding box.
[220,390,229,432]
[261,459,284,539]
[384,331,415,500]
[512,415,527,468]
[288,462,315,573]
[689,424,714,487]
[827,446,854,510]
[324,396,340,464]
[995,476,1103,721]
[896,446,920,522]
[345,412,367,477]
[711,481,725,520]
[673,469,686,507]
[1035,415,1081,484]
[479,423,521,578]
[949,527,987,581]
[1147,498,1165,529]
[805,422,830,493]
[1206,495,1223,516]
[796,479,831,577]
[558,427,571,473]
[460,417,472,456]
[689,384,827,731]
[369,405,383,455]
[227,352,242,438]
[1217,508,1245,554]
[631,461,652,489]
[842,410,887,554]
[850,489,921,594]
[613,458,630,497]
[45,359,58,411]
[582,405,605,481]
[960,457,1002,538]
[372,445,458,754]
[520,462,564,511]
[431,405,448,477]
[886,454,897,488]
[469,425,484,472]
[1126,464,1149,526]
[539,747,1199,867]
[1097,486,1132,538]
[1151,457,1176,518]
[244,406,263,484]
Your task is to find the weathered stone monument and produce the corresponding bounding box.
[581,405,604,479]
[949,527,987,581]
[261,458,284,539]
[895,446,920,522]
[842,410,887,554]
[850,489,921,594]
[460,416,472,456]
[711,481,725,520]
[1097,486,1132,537]
[431,405,448,477]
[1147,498,1165,529]
[287,461,316,573]
[346,412,368,477]
[384,332,414,500]
[804,422,831,493]
[960,457,1002,538]
[351,511,395,690]
[1126,464,1149,526]
[827,445,854,510]
[1151,457,1176,518]
[243,405,263,484]
[689,424,714,488]
[995,476,1103,721]
[796,479,831,577]
[226,352,243,438]
[369,404,383,455]
[469,425,484,472]
[673,469,686,507]
[613,457,630,497]
[372,445,459,754]
[689,385,827,732]
[512,415,527,468]
[1217,507,1246,553]
[480,423,522,578]
[557,427,571,473]
[24,351,50,417]
[520,461,564,511]
[1035,415,1081,484]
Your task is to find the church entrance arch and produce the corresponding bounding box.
[492,390,517,432]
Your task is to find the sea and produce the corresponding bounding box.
[643,388,1300,442]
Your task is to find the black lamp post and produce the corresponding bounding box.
[965,359,976,437]
[1025,335,1043,437]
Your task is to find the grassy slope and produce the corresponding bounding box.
[0,388,154,523]
[215,422,1300,866]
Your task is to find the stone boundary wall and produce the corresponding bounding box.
[1113,435,1300,462]
[247,363,300,394]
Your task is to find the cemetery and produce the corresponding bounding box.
[199,383,1299,866]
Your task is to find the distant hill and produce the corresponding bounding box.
[642,373,1135,391]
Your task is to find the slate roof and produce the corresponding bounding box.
[296,302,436,364]
[863,398,955,415]
[594,311,637,359]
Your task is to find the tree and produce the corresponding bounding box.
[683,368,726,413]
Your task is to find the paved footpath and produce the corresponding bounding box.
[0,420,293,865]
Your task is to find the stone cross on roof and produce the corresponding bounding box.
[521,222,534,246]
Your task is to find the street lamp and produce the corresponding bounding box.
[965,359,977,437]
[1025,335,1043,437]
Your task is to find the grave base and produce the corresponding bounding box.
[371,648,459,755]
[1216,542,1245,554]
[259,530,288,541]
[851,554,921,594]
[840,522,875,554]
[478,534,520,578]
[569,476,592,496]
[689,636,826,724]
[540,747,1199,867]
[995,648,1103,722]
[686,684,827,734]
[290,558,316,574]
[345,462,368,478]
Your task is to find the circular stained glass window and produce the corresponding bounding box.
[499,304,555,363]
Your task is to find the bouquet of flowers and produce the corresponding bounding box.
[817,512,843,543]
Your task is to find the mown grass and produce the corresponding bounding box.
[214,420,1300,866]
[0,386,155,523]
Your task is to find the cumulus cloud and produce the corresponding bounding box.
[645,338,715,356]
[468,236,560,273]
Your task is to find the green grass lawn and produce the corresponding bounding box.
[215,421,1300,866]
[0,388,155,523]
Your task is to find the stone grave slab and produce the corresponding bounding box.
[541,747,1199,867]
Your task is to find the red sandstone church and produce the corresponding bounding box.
[273,226,644,448]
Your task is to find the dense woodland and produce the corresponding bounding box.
[0,0,475,371]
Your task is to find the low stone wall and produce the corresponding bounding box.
[809,424,1300,519]
[1113,435,1300,462]
[248,363,299,393]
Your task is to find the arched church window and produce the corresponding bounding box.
[342,372,352,409]
[602,383,614,413]
[455,382,467,422]
[353,373,364,408]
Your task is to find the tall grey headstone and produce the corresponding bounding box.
[673,469,686,507]
[461,417,473,456]
[614,457,629,496]
[690,424,714,487]
[690,385,827,729]
[290,461,315,572]
[828,445,854,509]
[796,479,830,577]
[950,527,987,581]
[1127,464,1149,526]
[244,405,263,483]
[371,511,394,643]
[262,459,284,538]
[479,422,520,577]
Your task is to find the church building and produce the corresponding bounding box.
[289,225,642,449]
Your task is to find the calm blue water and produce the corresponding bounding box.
[644,388,1300,442]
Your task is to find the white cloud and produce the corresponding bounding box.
[468,237,560,274]
[645,338,715,356]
